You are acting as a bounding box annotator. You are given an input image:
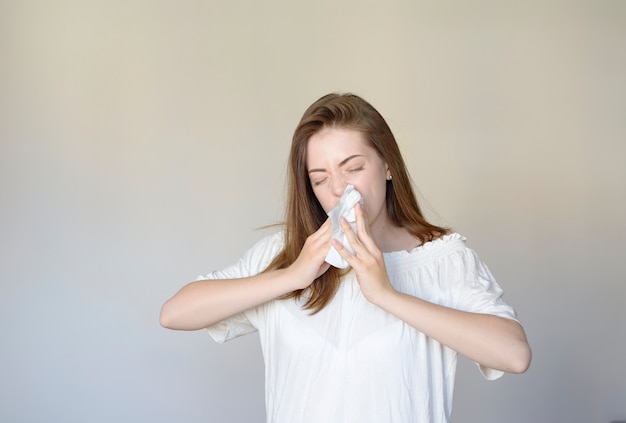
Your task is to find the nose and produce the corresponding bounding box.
[330,174,347,197]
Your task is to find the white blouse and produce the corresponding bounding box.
[203,232,519,423]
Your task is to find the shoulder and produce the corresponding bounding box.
[420,232,468,256]
[383,233,470,272]
[198,230,285,281]
[385,232,467,259]
[243,230,285,264]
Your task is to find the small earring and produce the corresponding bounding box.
[387,175,392,181]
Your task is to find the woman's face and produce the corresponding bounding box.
[306,127,391,228]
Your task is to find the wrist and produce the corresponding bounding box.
[367,284,398,308]
[283,264,313,291]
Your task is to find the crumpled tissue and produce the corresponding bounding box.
[325,184,363,269]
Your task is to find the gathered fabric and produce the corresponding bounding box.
[202,232,518,423]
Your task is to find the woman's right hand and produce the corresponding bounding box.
[287,218,332,290]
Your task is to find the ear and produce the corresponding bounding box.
[385,164,392,180]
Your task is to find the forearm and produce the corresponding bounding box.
[160,268,298,331]
[375,290,531,374]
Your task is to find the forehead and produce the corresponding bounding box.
[306,127,376,164]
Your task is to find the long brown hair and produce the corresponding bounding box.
[266,93,448,313]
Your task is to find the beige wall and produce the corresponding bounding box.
[1,1,625,422]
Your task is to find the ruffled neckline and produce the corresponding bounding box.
[382,232,466,257]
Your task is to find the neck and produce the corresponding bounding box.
[369,216,420,253]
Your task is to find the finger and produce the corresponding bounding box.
[332,238,357,267]
[353,202,377,251]
[318,217,331,232]
[314,221,333,251]
[355,202,369,231]
[302,219,332,261]
[338,217,366,255]
[311,218,332,240]
[338,216,356,240]
[354,202,371,237]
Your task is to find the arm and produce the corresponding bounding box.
[160,268,299,331]
[333,204,531,374]
[372,290,531,374]
[160,219,332,331]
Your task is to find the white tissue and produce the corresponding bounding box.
[325,184,363,269]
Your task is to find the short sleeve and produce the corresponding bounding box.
[450,247,518,321]
[198,231,285,344]
[450,247,520,380]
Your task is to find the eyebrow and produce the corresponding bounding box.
[308,155,364,174]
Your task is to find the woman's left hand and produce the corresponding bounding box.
[333,202,395,305]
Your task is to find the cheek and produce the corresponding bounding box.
[357,182,387,209]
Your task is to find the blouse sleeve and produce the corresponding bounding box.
[449,247,518,321]
[197,231,285,344]
[449,246,521,380]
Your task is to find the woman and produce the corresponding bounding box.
[160,93,531,423]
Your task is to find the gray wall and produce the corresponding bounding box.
[1,1,624,422]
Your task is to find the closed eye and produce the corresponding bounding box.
[312,177,328,187]
[348,166,364,173]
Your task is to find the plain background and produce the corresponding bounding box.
[1,1,625,422]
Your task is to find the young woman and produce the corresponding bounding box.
[160,93,531,423]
